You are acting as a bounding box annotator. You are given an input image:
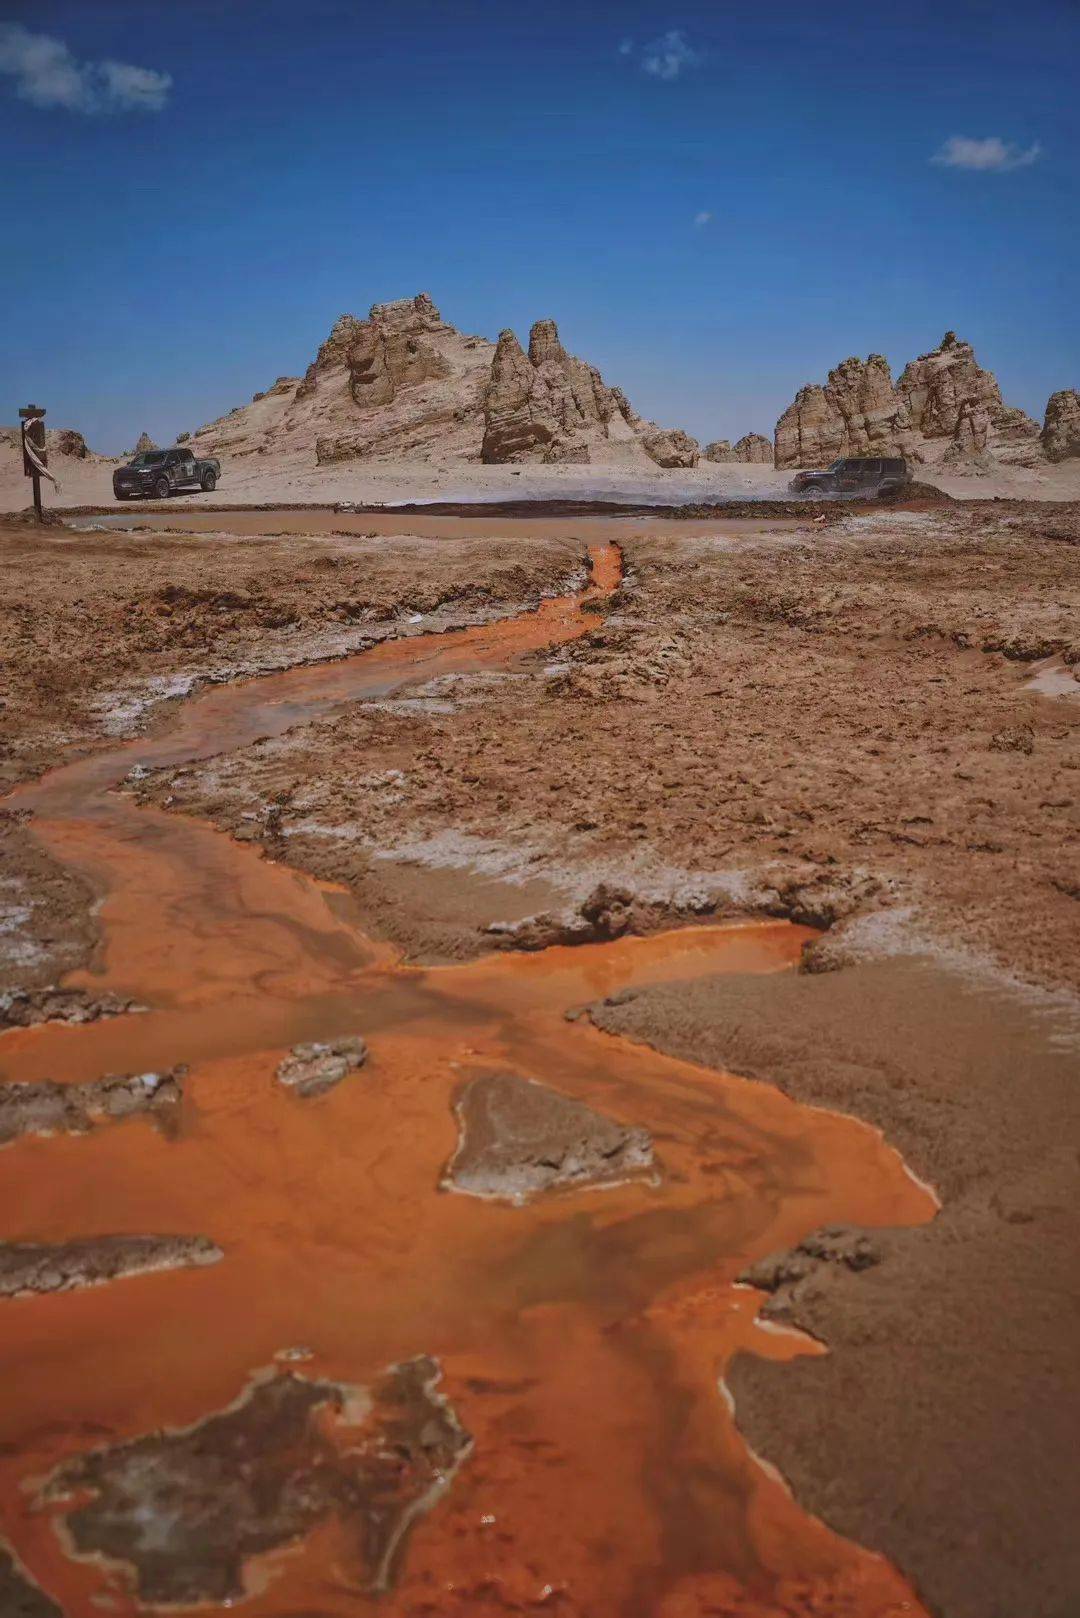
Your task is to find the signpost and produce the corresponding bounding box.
[19,404,55,520]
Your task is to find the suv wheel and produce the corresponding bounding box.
[200,470,217,492]
[802,485,828,501]
[154,476,171,499]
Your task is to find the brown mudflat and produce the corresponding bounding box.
[593,957,1080,1618]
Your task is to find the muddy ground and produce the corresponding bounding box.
[1,500,1078,1616]
[0,518,580,990]
[130,501,1080,995]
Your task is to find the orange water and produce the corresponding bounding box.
[0,546,935,1616]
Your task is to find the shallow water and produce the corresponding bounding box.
[0,545,935,1616]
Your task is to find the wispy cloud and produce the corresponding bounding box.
[0,22,171,114]
[635,29,701,81]
[931,135,1042,172]
[617,37,634,57]
[694,210,713,227]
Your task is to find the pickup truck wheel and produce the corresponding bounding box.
[153,476,171,499]
[802,486,828,501]
[200,470,217,492]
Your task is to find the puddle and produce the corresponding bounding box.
[0,546,935,1615]
[1024,654,1080,700]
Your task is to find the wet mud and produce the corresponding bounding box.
[0,546,938,1615]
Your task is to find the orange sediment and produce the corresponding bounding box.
[0,546,935,1616]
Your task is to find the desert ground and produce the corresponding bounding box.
[0,485,1077,1618]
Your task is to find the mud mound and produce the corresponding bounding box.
[0,1067,185,1145]
[444,1072,655,1203]
[0,1235,221,1298]
[44,1357,470,1604]
[275,1034,367,1097]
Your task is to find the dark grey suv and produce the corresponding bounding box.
[113,447,221,501]
[790,456,910,500]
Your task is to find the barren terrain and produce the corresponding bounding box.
[0,497,1077,1618]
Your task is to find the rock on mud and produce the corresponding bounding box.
[485,882,640,951]
[275,1034,367,1097]
[0,1067,185,1146]
[444,1072,655,1204]
[44,1356,471,1606]
[740,1225,881,1321]
[0,987,143,1030]
[0,1234,222,1299]
[0,1542,61,1617]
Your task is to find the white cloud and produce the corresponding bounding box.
[617,37,634,56]
[931,135,1042,172]
[0,22,171,114]
[694,210,712,227]
[640,29,700,81]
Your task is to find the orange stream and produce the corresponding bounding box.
[0,546,935,1617]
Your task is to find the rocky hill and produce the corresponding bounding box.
[0,426,93,461]
[186,294,698,471]
[703,434,773,464]
[187,294,494,468]
[774,332,1044,471]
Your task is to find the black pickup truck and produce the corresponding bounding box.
[113,447,221,501]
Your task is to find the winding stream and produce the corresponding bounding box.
[0,545,935,1616]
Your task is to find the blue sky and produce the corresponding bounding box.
[1,0,1077,453]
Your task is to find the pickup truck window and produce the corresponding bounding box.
[131,452,166,466]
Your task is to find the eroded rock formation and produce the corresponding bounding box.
[188,294,696,470]
[1042,389,1080,462]
[132,432,157,454]
[192,293,494,466]
[640,427,699,468]
[734,432,773,463]
[705,433,773,464]
[775,332,1043,470]
[480,318,693,467]
[775,354,914,468]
